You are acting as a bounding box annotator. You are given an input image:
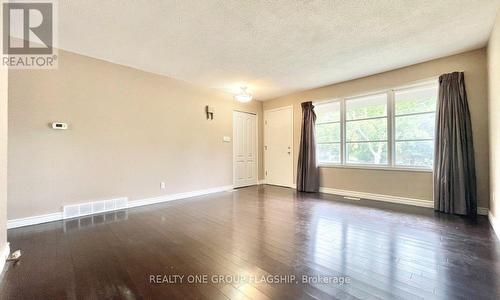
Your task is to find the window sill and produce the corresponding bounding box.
[318,163,433,173]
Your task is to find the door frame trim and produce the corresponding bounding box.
[232,110,259,188]
[263,105,294,188]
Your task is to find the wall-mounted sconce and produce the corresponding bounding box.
[206,105,214,120]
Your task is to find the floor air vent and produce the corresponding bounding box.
[63,197,128,219]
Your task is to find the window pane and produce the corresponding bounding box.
[346,93,387,120]
[395,113,435,140]
[346,142,388,164]
[346,118,387,142]
[395,141,434,168]
[316,102,340,123]
[316,123,340,143]
[317,143,341,163]
[395,84,437,115]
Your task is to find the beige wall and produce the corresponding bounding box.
[0,3,8,257]
[264,49,490,208]
[8,50,263,220]
[5,46,492,220]
[488,13,500,221]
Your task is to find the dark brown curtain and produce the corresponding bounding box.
[434,72,477,217]
[297,101,319,192]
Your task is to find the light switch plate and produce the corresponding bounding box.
[223,136,231,142]
[51,122,68,130]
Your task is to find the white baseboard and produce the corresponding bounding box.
[127,185,233,208]
[319,187,490,214]
[489,211,500,240]
[7,212,62,229]
[0,242,10,277]
[256,180,296,189]
[7,185,234,229]
[319,187,433,208]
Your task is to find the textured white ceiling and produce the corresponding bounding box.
[57,0,500,100]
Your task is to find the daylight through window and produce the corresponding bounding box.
[314,81,438,169]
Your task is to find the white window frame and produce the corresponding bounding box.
[315,99,343,165]
[314,80,437,172]
[344,92,389,166]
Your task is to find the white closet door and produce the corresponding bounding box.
[233,111,258,188]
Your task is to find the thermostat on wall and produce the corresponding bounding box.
[51,122,68,130]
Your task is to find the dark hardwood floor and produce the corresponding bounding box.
[1,185,499,299]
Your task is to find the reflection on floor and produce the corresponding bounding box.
[63,210,128,233]
[1,185,499,299]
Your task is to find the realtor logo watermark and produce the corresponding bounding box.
[2,0,57,69]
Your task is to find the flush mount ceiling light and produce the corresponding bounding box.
[234,87,253,102]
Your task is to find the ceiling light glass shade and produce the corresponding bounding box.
[234,87,253,102]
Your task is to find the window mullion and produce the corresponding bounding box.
[388,89,395,167]
[341,98,346,165]
[345,140,388,144]
[345,115,388,123]
[316,121,341,125]
[395,111,436,118]
[395,138,434,142]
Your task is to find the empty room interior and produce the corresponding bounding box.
[2,1,500,299]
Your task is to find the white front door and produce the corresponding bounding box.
[233,111,258,188]
[264,106,293,187]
